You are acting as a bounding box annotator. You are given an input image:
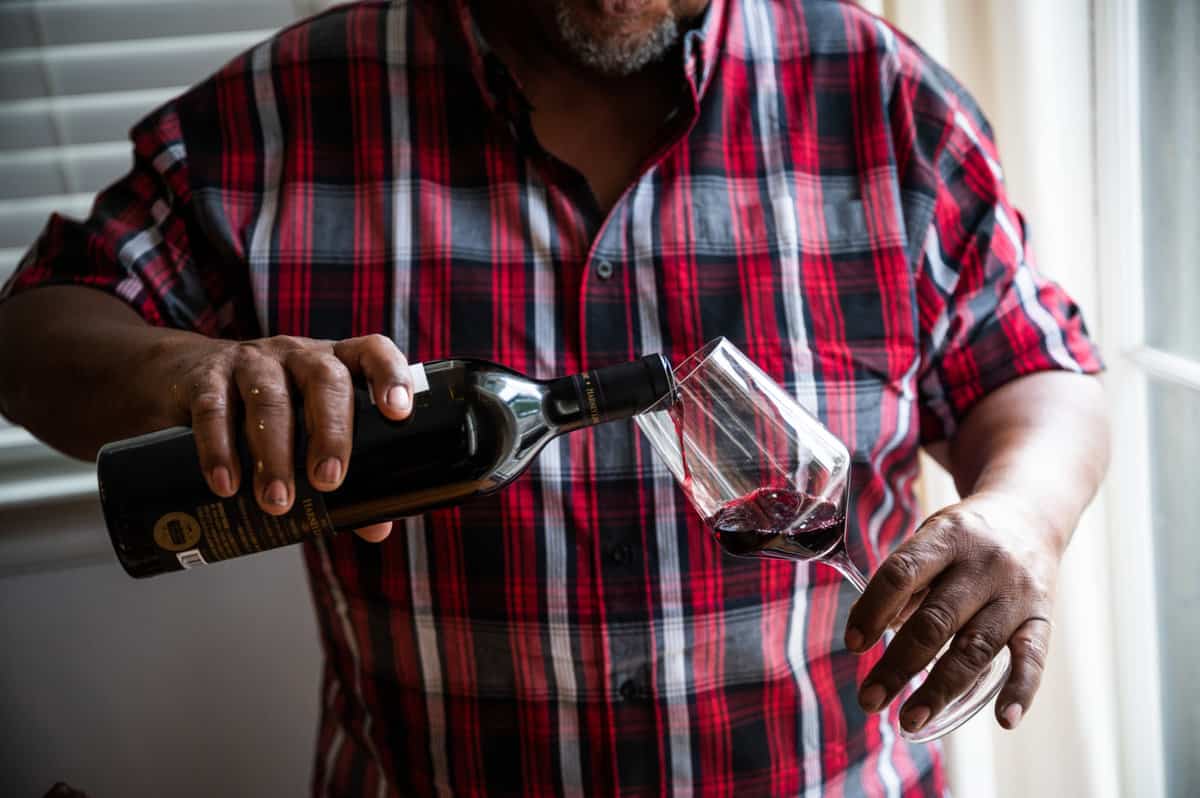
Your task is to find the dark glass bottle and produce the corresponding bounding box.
[98,354,674,578]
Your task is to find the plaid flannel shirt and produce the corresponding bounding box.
[5,1,1102,795]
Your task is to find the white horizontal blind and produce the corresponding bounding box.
[0,0,302,507]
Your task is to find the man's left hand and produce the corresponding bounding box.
[843,490,1060,734]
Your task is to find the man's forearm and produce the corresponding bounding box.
[946,371,1110,555]
[0,286,213,460]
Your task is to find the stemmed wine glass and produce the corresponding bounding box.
[635,337,1010,742]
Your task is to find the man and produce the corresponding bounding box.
[0,0,1108,795]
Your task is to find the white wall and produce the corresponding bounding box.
[0,507,323,798]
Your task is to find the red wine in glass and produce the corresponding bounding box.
[705,487,846,560]
[671,404,845,560]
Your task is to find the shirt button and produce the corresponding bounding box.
[619,680,639,701]
[595,259,615,280]
[610,543,634,564]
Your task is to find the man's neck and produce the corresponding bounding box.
[468,2,691,214]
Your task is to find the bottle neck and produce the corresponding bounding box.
[546,355,675,432]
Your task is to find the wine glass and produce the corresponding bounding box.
[635,337,1010,742]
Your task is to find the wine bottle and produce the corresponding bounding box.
[98,354,674,578]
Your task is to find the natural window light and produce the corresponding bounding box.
[1138,2,1200,793]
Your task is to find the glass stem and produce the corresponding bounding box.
[823,545,870,594]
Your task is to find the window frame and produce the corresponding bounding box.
[1092,0,1187,795]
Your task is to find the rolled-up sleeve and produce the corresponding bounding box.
[1,102,253,339]
[913,102,1102,442]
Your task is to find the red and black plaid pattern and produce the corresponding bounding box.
[5,1,1101,795]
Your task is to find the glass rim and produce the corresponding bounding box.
[643,337,731,415]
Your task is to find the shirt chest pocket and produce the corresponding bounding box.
[671,184,916,453]
[688,180,872,256]
[682,184,910,347]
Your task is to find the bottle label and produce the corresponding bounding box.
[577,371,603,424]
[153,511,202,552]
[101,425,340,575]
[177,549,207,569]
[143,476,337,569]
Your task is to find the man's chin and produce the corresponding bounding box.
[555,1,680,76]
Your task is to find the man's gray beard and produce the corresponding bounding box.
[554,2,680,76]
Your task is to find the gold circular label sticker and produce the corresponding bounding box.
[153,512,202,552]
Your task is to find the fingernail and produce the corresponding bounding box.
[265,480,288,507]
[905,706,931,732]
[316,457,342,485]
[386,384,411,412]
[1002,703,1023,729]
[211,466,233,496]
[860,683,886,713]
[845,627,864,652]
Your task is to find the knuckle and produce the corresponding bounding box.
[1016,631,1050,671]
[941,508,969,528]
[934,508,986,548]
[364,333,395,352]
[233,342,271,372]
[236,339,269,358]
[312,355,352,386]
[251,384,291,411]
[911,602,957,649]
[916,517,959,554]
[1025,576,1054,606]
[915,515,948,538]
[185,363,227,396]
[1010,570,1036,594]
[946,507,988,531]
[1008,572,1051,608]
[268,334,302,352]
[976,542,1012,572]
[281,347,307,375]
[190,390,230,422]
[929,530,960,562]
[880,551,922,593]
[961,508,989,528]
[953,629,1000,671]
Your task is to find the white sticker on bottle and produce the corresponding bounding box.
[177,549,207,569]
[409,362,429,395]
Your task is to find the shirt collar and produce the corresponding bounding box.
[446,0,507,114]
[683,0,727,99]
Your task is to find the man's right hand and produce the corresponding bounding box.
[156,333,413,542]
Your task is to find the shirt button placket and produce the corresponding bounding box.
[609,543,634,564]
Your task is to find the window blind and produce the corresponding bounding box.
[0,0,301,508]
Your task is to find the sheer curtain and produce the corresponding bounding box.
[856,2,1123,797]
